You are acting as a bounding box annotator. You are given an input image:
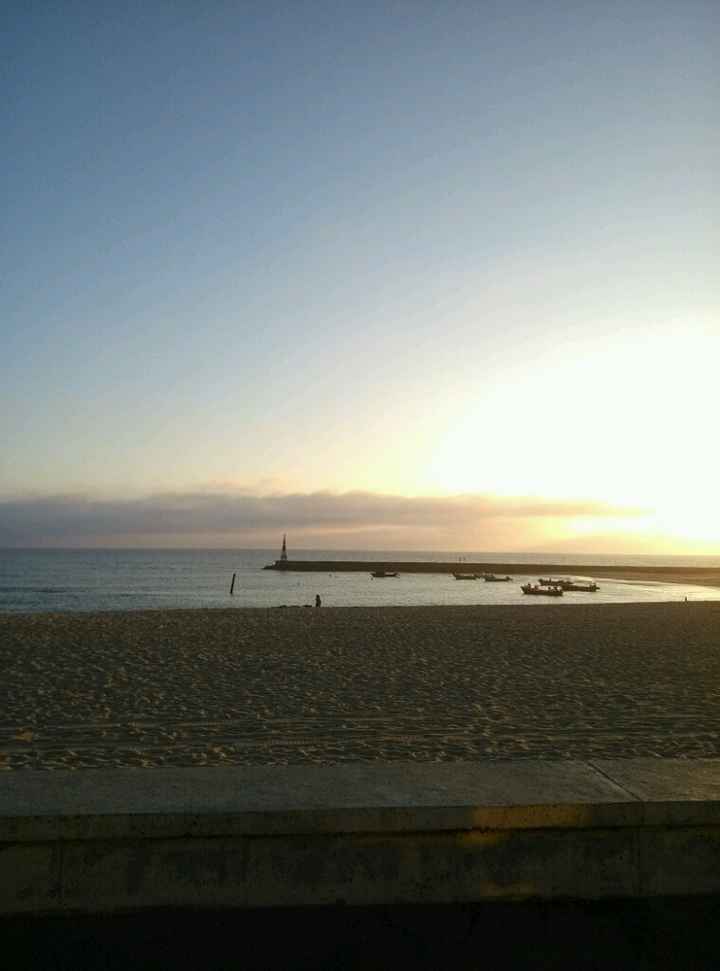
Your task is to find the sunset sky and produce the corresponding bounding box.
[3,2,718,551]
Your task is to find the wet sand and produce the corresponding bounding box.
[588,568,720,590]
[2,603,720,770]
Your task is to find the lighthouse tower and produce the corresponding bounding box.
[280,534,288,563]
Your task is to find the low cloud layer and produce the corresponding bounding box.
[0,490,643,549]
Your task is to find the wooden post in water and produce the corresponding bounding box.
[230,572,236,596]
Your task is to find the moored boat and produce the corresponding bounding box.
[557,580,599,592]
[371,571,399,578]
[521,583,563,596]
[453,573,478,580]
[482,573,512,582]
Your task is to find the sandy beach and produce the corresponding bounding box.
[2,603,720,771]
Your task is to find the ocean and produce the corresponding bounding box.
[2,549,720,613]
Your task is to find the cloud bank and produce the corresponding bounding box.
[0,489,644,549]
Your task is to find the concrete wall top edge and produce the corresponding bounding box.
[2,760,720,842]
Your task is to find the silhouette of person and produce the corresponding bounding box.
[315,594,322,608]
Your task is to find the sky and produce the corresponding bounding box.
[2,1,718,551]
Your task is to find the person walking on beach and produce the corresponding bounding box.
[315,594,322,608]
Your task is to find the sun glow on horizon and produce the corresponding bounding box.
[419,332,719,549]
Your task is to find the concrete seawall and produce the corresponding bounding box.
[3,759,720,915]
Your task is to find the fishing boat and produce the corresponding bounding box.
[371,571,399,578]
[558,580,599,592]
[521,583,563,597]
[538,577,565,586]
[453,573,478,580]
[482,573,512,582]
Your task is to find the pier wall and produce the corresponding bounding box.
[263,560,720,583]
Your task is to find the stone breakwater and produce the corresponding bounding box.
[2,603,720,771]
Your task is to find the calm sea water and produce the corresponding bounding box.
[1,549,720,613]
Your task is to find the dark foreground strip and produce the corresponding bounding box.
[3,898,720,971]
